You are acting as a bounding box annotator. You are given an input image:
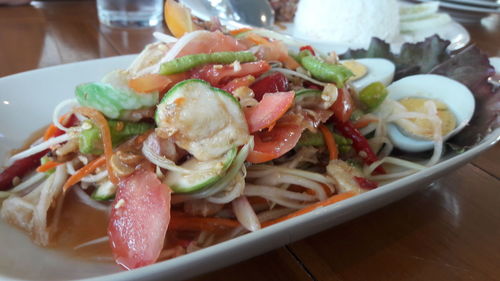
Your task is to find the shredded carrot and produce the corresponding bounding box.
[36,161,63,173]
[319,124,338,160]
[352,118,378,129]
[73,107,119,185]
[246,33,269,45]
[169,212,240,232]
[43,124,58,141]
[229,27,252,36]
[262,191,357,227]
[62,156,106,192]
[43,114,68,141]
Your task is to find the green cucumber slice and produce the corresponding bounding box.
[155,79,249,161]
[165,146,237,193]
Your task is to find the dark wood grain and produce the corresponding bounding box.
[289,165,500,281]
[0,2,498,281]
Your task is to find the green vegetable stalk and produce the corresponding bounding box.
[159,51,257,75]
[79,120,154,155]
[298,51,353,88]
[359,82,388,111]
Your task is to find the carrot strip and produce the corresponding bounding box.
[73,107,119,185]
[43,124,59,141]
[169,213,240,232]
[36,161,63,173]
[352,118,378,129]
[62,156,106,192]
[229,27,252,36]
[262,191,357,227]
[319,124,338,160]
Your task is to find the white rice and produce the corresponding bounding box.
[293,0,400,48]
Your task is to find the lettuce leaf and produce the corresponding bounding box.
[340,36,498,147]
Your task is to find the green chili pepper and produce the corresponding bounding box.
[298,51,353,88]
[79,120,154,155]
[159,51,257,75]
[359,82,388,111]
[76,71,159,119]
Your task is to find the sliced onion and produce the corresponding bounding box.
[10,172,46,193]
[153,32,178,43]
[52,99,78,132]
[73,187,109,212]
[7,133,75,166]
[270,68,327,86]
[73,236,109,250]
[232,196,261,232]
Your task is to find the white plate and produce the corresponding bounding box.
[0,56,499,281]
[277,20,470,53]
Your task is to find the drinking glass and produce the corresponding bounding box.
[97,0,164,28]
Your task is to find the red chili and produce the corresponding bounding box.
[332,118,386,174]
[249,72,289,101]
[354,176,378,190]
[299,45,316,56]
[0,150,49,191]
[54,114,79,138]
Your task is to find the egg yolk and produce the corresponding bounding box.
[398,97,456,139]
[341,60,367,81]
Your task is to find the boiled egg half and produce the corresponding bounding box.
[385,74,475,152]
[341,58,396,93]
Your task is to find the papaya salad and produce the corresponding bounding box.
[0,26,495,270]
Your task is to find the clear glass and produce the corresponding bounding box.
[97,0,164,28]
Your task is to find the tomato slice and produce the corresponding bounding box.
[108,168,171,269]
[250,72,289,101]
[128,73,186,94]
[191,61,270,87]
[244,91,294,133]
[331,88,355,123]
[177,31,247,58]
[221,75,255,93]
[247,123,302,164]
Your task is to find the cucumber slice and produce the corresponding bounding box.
[400,2,439,21]
[165,146,237,193]
[295,89,322,107]
[92,181,116,201]
[155,79,249,161]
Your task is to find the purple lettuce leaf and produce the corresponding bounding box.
[340,36,499,147]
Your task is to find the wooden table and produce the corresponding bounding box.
[0,2,499,280]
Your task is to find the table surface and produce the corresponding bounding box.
[0,1,499,280]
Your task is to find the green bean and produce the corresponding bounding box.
[159,51,257,75]
[359,82,388,111]
[298,51,353,88]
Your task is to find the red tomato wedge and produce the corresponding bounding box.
[108,168,171,269]
[244,91,294,133]
[221,75,255,93]
[191,61,270,87]
[331,88,355,123]
[250,72,289,101]
[247,123,302,163]
[176,31,247,58]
